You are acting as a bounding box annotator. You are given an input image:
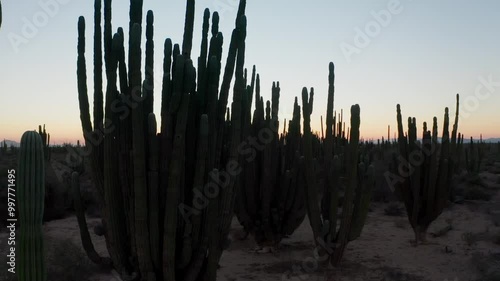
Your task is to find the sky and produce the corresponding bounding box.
[1,0,499,144]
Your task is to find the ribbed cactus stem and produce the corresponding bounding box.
[18,131,46,281]
[94,0,104,132]
[332,104,360,265]
[71,171,111,266]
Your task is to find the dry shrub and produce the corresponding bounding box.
[472,253,500,281]
[45,237,96,281]
[464,185,493,201]
[462,232,481,246]
[384,202,405,216]
[394,219,407,229]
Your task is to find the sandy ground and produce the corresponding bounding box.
[2,163,499,281]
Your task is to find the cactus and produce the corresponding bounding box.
[71,171,112,266]
[2,139,7,154]
[75,1,247,280]
[465,136,484,175]
[235,73,307,248]
[394,94,460,244]
[38,125,50,161]
[302,63,373,266]
[17,131,46,281]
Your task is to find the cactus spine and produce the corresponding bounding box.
[17,131,46,281]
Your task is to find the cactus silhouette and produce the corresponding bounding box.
[17,131,46,281]
[302,63,373,266]
[75,0,248,280]
[235,71,307,249]
[394,94,461,244]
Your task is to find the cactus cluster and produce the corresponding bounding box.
[393,94,461,244]
[465,136,484,175]
[235,69,307,249]
[2,139,7,154]
[75,0,248,280]
[17,131,47,281]
[302,63,374,266]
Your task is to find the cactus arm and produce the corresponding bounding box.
[94,0,104,132]
[128,23,155,281]
[301,87,323,243]
[71,172,112,266]
[182,0,195,58]
[163,57,193,281]
[332,104,361,265]
[148,113,161,271]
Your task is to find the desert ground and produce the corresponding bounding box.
[1,148,500,281]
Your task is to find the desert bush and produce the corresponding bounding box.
[384,202,405,216]
[472,253,500,281]
[464,185,492,201]
[462,229,490,246]
[466,174,486,187]
[394,219,407,229]
[45,238,96,281]
[462,232,479,246]
[0,236,96,281]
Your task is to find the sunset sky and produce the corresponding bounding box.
[1,0,499,144]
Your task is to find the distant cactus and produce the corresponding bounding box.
[38,124,50,161]
[465,136,484,175]
[2,139,6,154]
[17,131,46,281]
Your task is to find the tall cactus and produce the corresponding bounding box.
[235,73,307,249]
[75,0,247,280]
[394,94,460,244]
[17,131,46,281]
[302,63,373,266]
